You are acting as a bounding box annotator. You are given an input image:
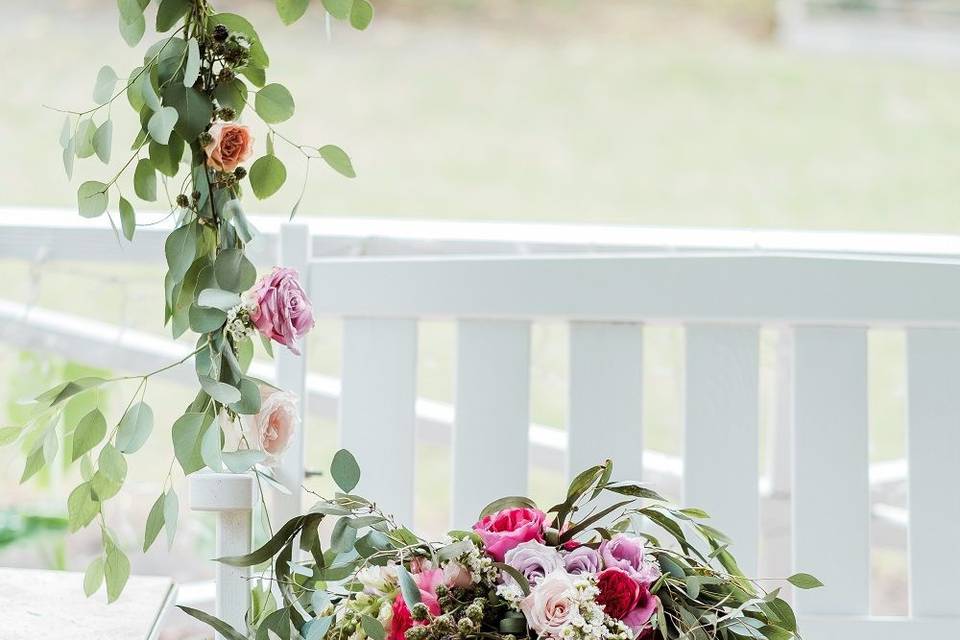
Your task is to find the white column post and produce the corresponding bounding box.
[190,472,255,639]
[274,223,310,527]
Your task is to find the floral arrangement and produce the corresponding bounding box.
[183,456,821,640]
[2,0,372,601]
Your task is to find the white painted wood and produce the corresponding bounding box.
[768,327,794,496]
[567,322,644,481]
[684,325,760,576]
[798,615,959,639]
[339,317,418,525]
[0,567,176,640]
[906,329,960,617]
[189,472,255,639]
[13,207,960,262]
[310,254,960,327]
[452,320,531,526]
[273,223,311,527]
[793,327,869,616]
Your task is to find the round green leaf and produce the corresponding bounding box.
[214,79,248,116]
[165,223,198,283]
[134,158,157,202]
[214,248,257,292]
[147,106,179,145]
[197,288,241,310]
[277,0,310,25]
[74,119,97,159]
[199,375,241,404]
[330,449,361,493]
[93,66,119,105]
[77,181,109,218]
[322,0,352,20]
[149,133,185,178]
[189,305,227,333]
[162,84,214,141]
[156,0,190,32]
[104,543,130,603]
[319,144,356,178]
[249,155,287,199]
[350,0,374,30]
[255,84,295,124]
[172,412,207,475]
[119,11,146,47]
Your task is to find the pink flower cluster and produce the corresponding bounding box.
[473,507,661,639]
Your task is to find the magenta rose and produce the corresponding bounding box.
[249,267,315,355]
[473,507,546,562]
[600,534,661,585]
[623,584,659,638]
[596,567,641,620]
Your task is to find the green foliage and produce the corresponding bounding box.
[77,181,108,218]
[133,158,157,201]
[93,66,119,105]
[255,84,295,124]
[119,197,136,240]
[276,0,310,25]
[330,448,361,492]
[250,155,287,199]
[318,144,356,178]
[115,401,153,454]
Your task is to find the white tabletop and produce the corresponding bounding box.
[0,568,176,640]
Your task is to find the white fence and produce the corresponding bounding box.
[3,209,960,638]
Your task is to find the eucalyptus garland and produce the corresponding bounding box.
[2,0,371,601]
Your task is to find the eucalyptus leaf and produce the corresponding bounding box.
[214,248,257,292]
[350,0,374,30]
[276,0,310,25]
[0,426,21,446]
[149,133,184,177]
[214,79,248,116]
[189,305,227,333]
[134,158,157,201]
[330,449,361,493]
[163,84,213,141]
[222,449,266,473]
[119,11,146,47]
[75,119,97,158]
[93,66,119,105]
[211,13,269,69]
[172,412,207,475]
[249,155,286,200]
[322,0,352,20]
[395,565,422,609]
[178,606,248,640]
[199,375,241,404]
[164,223,197,283]
[164,488,179,549]
[71,409,107,461]
[318,144,356,178]
[197,288,241,310]
[116,401,153,454]
[255,84,295,124]
[119,197,136,241]
[200,422,223,472]
[67,482,99,532]
[156,0,191,32]
[77,181,109,218]
[787,573,824,589]
[104,543,130,603]
[93,120,113,163]
[183,38,201,88]
[143,493,165,552]
[147,106,179,145]
[360,616,385,640]
[84,557,105,597]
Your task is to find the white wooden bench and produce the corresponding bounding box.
[195,233,960,640]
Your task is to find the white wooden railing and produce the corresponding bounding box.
[3,208,960,638]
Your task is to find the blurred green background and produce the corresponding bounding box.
[0,0,945,620]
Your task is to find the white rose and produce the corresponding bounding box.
[519,569,578,637]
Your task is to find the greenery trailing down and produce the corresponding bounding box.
[4,0,371,602]
[181,454,821,640]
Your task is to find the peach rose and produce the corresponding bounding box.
[253,387,298,463]
[204,122,253,172]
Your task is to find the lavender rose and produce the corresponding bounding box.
[599,534,661,586]
[563,546,602,575]
[503,540,563,587]
[250,267,315,355]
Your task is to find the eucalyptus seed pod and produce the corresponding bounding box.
[175,194,190,208]
[213,24,229,42]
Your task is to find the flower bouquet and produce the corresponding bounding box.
[182,455,820,640]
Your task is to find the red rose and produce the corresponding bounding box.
[472,507,546,562]
[596,567,641,620]
[387,592,440,640]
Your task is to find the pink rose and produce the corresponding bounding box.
[253,388,298,462]
[473,507,546,562]
[388,591,439,640]
[622,585,659,638]
[519,569,577,636]
[412,567,444,595]
[600,534,661,586]
[204,122,254,172]
[250,267,315,355]
[442,561,472,589]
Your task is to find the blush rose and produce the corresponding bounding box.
[203,122,253,172]
[519,569,578,637]
[253,388,298,462]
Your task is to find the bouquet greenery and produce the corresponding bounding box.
[3,0,370,601]
[183,455,821,640]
